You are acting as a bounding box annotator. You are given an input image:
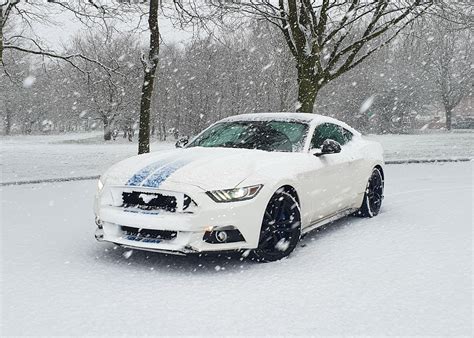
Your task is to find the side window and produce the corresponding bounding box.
[311,123,346,149]
[342,128,353,144]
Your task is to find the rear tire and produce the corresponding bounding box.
[251,190,301,262]
[358,167,384,217]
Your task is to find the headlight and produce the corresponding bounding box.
[97,178,104,192]
[206,184,263,203]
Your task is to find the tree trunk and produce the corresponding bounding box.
[138,0,160,154]
[0,8,4,64]
[4,106,11,135]
[103,117,112,141]
[445,107,452,131]
[296,62,319,113]
[161,119,166,141]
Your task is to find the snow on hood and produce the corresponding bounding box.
[102,147,287,191]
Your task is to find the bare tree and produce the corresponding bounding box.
[138,0,159,154]
[433,0,474,30]
[0,47,26,134]
[186,0,433,113]
[421,20,473,130]
[1,1,126,71]
[1,1,147,138]
[68,30,142,140]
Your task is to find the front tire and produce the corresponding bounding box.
[358,167,384,217]
[251,189,301,262]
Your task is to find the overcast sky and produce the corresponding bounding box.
[26,5,195,51]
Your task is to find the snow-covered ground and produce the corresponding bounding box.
[1,162,472,336]
[366,131,474,162]
[0,132,174,183]
[1,131,473,183]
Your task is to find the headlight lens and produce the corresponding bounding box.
[206,184,263,203]
[97,178,104,192]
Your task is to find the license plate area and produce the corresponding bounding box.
[122,191,178,212]
[109,186,186,212]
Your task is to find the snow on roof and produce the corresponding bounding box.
[220,112,361,135]
[221,112,319,123]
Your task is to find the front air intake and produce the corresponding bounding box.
[122,191,192,212]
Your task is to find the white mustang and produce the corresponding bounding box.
[94,113,384,262]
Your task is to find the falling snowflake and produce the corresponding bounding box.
[275,239,290,252]
[22,75,36,88]
[360,95,375,114]
[241,250,251,258]
[262,62,273,71]
[123,250,133,259]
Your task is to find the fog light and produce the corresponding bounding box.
[95,216,103,229]
[203,227,245,244]
[215,231,228,243]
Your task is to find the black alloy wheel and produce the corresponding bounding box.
[359,167,384,217]
[251,190,301,262]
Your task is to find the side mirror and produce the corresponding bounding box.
[314,139,341,157]
[175,137,189,148]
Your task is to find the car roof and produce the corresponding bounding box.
[220,112,361,136]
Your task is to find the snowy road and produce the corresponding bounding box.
[1,163,472,336]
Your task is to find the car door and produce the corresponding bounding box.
[308,123,354,223]
[339,127,369,208]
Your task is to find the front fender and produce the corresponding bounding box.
[238,176,312,229]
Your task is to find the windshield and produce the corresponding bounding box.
[188,120,309,152]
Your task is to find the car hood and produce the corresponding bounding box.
[102,147,287,191]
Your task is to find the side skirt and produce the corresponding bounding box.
[301,208,359,235]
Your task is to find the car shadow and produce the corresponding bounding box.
[92,243,256,274]
[91,215,364,274]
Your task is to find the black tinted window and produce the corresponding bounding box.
[311,123,349,149]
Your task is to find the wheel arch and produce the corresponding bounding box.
[374,164,385,181]
[269,180,315,227]
[277,184,300,206]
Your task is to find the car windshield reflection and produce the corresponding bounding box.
[187,121,309,152]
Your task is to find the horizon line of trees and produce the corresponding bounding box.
[1,1,472,141]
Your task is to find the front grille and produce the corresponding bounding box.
[122,191,192,212]
[121,226,177,241]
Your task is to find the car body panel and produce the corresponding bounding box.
[94,113,384,254]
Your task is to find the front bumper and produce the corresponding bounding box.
[94,183,269,254]
[94,225,244,255]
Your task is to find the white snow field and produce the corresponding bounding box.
[1,131,473,183]
[0,132,175,183]
[1,162,472,336]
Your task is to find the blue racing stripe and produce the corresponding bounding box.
[126,161,168,186]
[141,159,190,188]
